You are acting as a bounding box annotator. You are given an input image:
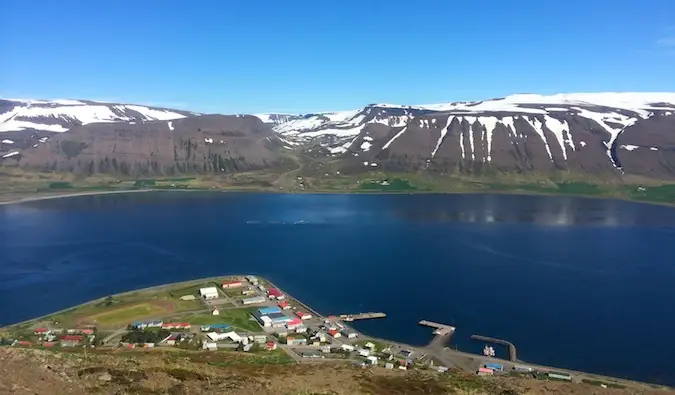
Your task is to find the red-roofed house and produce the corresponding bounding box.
[327,329,341,338]
[42,342,57,348]
[286,318,303,329]
[267,288,284,300]
[278,301,290,310]
[33,328,50,335]
[222,281,243,289]
[163,322,190,330]
[16,341,32,347]
[265,341,278,351]
[79,329,95,335]
[295,311,312,320]
[60,335,84,347]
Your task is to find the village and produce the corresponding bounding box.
[4,275,441,372]
[1,275,615,385]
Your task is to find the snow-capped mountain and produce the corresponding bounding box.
[257,93,675,177]
[2,93,675,179]
[0,98,194,134]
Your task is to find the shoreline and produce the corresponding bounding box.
[2,274,667,390]
[1,186,674,209]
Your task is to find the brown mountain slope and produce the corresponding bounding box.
[8,115,285,176]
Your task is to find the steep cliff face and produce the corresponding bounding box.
[10,115,284,176]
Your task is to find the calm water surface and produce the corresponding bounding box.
[1,192,674,384]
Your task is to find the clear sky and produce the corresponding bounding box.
[2,0,674,114]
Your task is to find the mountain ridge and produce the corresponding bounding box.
[2,93,675,180]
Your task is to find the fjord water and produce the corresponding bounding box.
[1,192,675,384]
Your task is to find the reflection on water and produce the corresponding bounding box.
[387,194,668,226]
[7,191,675,227]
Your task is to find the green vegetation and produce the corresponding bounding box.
[47,181,74,189]
[358,178,420,192]
[87,303,168,326]
[628,184,675,204]
[121,328,171,344]
[168,282,218,298]
[178,307,261,332]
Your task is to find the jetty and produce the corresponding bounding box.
[419,320,456,350]
[336,312,386,321]
[419,320,456,336]
[471,335,517,362]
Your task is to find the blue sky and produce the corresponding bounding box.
[1,0,674,114]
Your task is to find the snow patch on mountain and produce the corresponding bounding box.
[0,99,189,133]
[382,127,408,151]
[430,116,454,159]
[523,118,554,161]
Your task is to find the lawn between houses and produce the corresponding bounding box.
[175,307,263,333]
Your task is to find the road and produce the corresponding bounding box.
[102,327,128,345]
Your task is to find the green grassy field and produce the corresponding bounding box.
[177,308,262,332]
[87,303,168,326]
[167,282,220,299]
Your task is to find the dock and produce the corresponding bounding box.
[419,320,456,350]
[336,312,386,321]
[419,320,456,336]
[471,335,517,362]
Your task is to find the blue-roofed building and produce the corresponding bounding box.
[267,312,292,322]
[258,306,282,315]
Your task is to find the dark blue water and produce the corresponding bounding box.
[1,192,675,384]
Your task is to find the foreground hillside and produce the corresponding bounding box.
[1,348,670,395]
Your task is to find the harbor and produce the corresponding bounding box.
[419,320,456,351]
[1,273,660,392]
[471,334,518,362]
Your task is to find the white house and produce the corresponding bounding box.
[212,307,220,316]
[358,349,370,357]
[206,331,242,343]
[295,325,308,333]
[341,344,355,352]
[366,356,378,365]
[199,287,219,300]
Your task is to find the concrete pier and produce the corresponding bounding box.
[419,320,456,351]
[336,312,386,321]
[419,320,456,336]
[471,335,517,362]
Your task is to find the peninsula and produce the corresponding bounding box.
[0,275,669,395]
